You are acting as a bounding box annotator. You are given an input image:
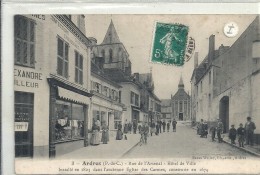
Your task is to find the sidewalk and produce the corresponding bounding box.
[57,133,140,159]
[191,126,260,157]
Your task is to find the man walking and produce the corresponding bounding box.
[216,119,223,143]
[162,120,166,132]
[245,117,256,146]
[172,119,177,132]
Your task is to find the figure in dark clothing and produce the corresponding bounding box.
[128,122,132,134]
[133,121,137,134]
[172,119,177,132]
[159,121,162,133]
[210,126,216,142]
[229,125,237,144]
[237,123,245,147]
[138,124,142,133]
[167,122,170,132]
[162,121,166,132]
[155,123,160,135]
[245,117,256,146]
[150,122,156,136]
[116,123,123,140]
[217,119,223,143]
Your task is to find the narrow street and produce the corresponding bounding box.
[123,122,256,158]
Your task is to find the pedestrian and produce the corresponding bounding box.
[216,119,223,143]
[150,122,156,136]
[229,124,237,144]
[133,120,137,134]
[138,124,142,133]
[198,119,204,136]
[162,121,166,132]
[101,122,109,144]
[172,119,177,132]
[159,120,162,133]
[155,122,160,135]
[245,116,256,146]
[123,121,128,134]
[90,122,100,146]
[200,121,208,138]
[210,123,216,142]
[128,122,132,134]
[116,123,123,140]
[143,122,149,144]
[167,121,170,132]
[237,123,246,147]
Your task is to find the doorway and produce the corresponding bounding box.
[179,113,183,121]
[15,92,34,157]
[219,96,229,133]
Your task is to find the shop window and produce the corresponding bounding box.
[14,15,35,67]
[75,51,83,84]
[57,37,69,78]
[114,111,122,129]
[54,100,84,142]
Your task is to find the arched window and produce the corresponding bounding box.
[109,49,113,63]
[101,49,105,58]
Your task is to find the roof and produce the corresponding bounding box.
[172,89,190,101]
[161,99,171,106]
[101,20,121,45]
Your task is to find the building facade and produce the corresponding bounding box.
[171,76,191,121]
[191,16,260,140]
[14,15,92,158]
[161,99,172,122]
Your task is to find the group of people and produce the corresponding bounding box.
[90,119,109,146]
[197,117,257,147]
[228,117,256,147]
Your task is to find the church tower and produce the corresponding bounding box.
[92,20,132,77]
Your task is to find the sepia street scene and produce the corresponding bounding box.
[14,14,260,163]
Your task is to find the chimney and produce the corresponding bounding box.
[78,15,86,35]
[208,35,215,64]
[194,52,198,68]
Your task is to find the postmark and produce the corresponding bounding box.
[223,22,239,38]
[151,22,189,66]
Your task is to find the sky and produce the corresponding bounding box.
[85,14,257,99]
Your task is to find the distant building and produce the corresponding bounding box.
[161,99,172,122]
[191,15,260,142]
[171,76,191,121]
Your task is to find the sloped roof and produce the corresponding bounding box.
[172,89,190,101]
[161,99,171,106]
[101,20,121,45]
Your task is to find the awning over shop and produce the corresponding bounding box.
[57,87,88,105]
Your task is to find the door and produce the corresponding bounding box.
[15,92,34,157]
[179,113,183,121]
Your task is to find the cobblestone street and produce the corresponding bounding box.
[123,122,257,159]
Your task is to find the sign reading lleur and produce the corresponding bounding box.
[14,68,43,88]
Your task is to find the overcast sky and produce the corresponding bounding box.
[85,14,256,99]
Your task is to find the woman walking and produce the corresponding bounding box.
[101,123,109,144]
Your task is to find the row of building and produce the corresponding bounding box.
[14,15,161,158]
[190,16,260,143]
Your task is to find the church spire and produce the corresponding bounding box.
[101,20,121,44]
[178,74,184,89]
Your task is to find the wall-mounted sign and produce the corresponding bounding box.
[14,69,43,88]
[15,122,29,132]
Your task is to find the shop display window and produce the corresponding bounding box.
[55,100,84,142]
[114,111,122,129]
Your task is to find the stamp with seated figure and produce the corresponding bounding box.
[151,22,189,66]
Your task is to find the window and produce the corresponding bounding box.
[75,51,83,84]
[179,102,183,112]
[55,100,84,142]
[114,111,122,129]
[57,37,69,78]
[209,71,211,85]
[95,82,101,93]
[131,92,135,104]
[119,91,121,103]
[111,89,115,100]
[135,94,139,106]
[102,86,108,97]
[101,49,105,59]
[109,49,113,63]
[200,81,203,92]
[15,15,35,67]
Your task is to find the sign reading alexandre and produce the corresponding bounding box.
[14,68,43,88]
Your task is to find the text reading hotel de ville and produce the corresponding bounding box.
[14,14,260,159]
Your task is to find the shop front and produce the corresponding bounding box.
[48,77,92,157]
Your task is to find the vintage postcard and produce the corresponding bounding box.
[1,2,260,175]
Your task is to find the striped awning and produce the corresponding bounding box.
[57,87,88,105]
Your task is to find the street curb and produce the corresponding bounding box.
[190,125,260,158]
[222,139,260,157]
[120,141,140,158]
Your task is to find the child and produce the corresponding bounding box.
[229,124,237,144]
[237,123,245,147]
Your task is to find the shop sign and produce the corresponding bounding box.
[15,122,29,131]
[14,68,43,88]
